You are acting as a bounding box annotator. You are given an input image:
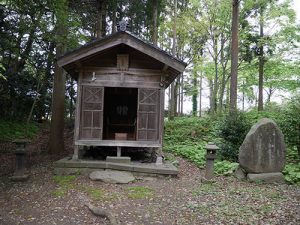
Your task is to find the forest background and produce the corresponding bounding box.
[0,0,299,183]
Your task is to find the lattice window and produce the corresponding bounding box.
[80,86,104,139]
[137,89,160,141]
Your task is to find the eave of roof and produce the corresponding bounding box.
[57,31,187,73]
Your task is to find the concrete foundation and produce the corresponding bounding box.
[53,157,178,176]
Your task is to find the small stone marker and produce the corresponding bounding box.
[10,139,30,181]
[205,142,218,180]
[239,118,286,183]
[89,170,135,184]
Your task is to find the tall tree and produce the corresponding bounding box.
[49,1,68,155]
[229,0,239,111]
[169,0,177,120]
[152,0,158,45]
[257,5,264,111]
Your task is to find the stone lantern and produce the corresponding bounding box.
[10,139,30,181]
[205,142,219,180]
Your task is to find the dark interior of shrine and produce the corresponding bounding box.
[103,87,138,140]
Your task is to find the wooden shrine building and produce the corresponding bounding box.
[58,25,186,161]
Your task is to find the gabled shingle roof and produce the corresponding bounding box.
[57,30,187,73]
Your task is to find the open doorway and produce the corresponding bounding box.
[103,87,138,140]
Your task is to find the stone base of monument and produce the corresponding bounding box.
[10,174,29,182]
[247,172,285,184]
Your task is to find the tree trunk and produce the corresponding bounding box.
[199,74,202,117]
[96,0,106,38]
[169,0,177,120]
[192,73,197,116]
[175,78,180,116]
[27,81,41,126]
[242,80,245,111]
[112,3,117,33]
[152,0,158,45]
[49,6,67,155]
[68,78,75,119]
[180,73,183,115]
[258,6,264,111]
[229,0,239,111]
[211,35,218,113]
[177,76,181,116]
[208,78,213,111]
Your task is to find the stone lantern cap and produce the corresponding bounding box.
[205,142,219,160]
[13,139,31,154]
[205,142,219,151]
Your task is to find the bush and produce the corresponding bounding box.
[214,160,239,176]
[216,111,250,162]
[164,117,214,168]
[164,117,214,143]
[0,120,39,141]
[278,96,300,162]
[246,96,300,163]
[283,163,300,185]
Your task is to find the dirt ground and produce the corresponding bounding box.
[0,155,299,225]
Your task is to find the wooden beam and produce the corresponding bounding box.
[75,140,162,148]
[162,64,169,72]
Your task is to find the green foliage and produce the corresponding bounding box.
[51,189,67,197]
[246,96,300,163]
[216,111,250,162]
[85,188,105,201]
[169,143,206,168]
[278,96,300,162]
[214,161,239,176]
[283,163,300,185]
[52,175,77,197]
[126,186,153,199]
[164,117,214,143]
[53,175,76,187]
[164,117,214,168]
[0,120,38,141]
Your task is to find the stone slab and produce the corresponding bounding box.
[106,156,131,164]
[247,172,285,184]
[90,170,135,184]
[239,118,286,173]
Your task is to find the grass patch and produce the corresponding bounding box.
[51,189,67,197]
[52,175,77,197]
[0,120,39,141]
[85,188,105,200]
[53,175,76,186]
[126,186,154,199]
[78,185,118,201]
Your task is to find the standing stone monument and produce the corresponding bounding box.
[239,118,286,183]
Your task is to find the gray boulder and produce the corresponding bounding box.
[90,170,135,184]
[239,118,286,173]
